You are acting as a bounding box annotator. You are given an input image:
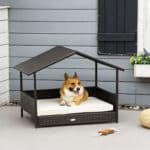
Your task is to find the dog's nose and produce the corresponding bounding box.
[77,88,80,91]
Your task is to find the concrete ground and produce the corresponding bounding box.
[0,106,149,150]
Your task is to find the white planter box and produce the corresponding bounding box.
[134,64,150,78]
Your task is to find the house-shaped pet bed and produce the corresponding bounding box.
[15,46,124,127]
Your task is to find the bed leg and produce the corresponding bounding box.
[116,118,118,123]
[21,107,23,118]
[116,111,118,123]
[35,118,39,128]
[35,123,38,128]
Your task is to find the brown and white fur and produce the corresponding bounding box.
[59,72,88,106]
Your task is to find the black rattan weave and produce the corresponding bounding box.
[15,46,124,127]
[21,87,117,127]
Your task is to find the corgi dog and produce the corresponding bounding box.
[59,72,88,106]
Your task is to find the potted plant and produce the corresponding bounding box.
[130,48,150,77]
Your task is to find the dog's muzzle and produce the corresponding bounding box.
[69,87,80,95]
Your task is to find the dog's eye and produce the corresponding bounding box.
[78,82,81,85]
[69,87,73,91]
[71,82,75,85]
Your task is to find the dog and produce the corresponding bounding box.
[59,72,88,106]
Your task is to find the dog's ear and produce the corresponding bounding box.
[64,73,69,80]
[73,72,78,78]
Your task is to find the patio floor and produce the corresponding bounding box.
[0,106,149,150]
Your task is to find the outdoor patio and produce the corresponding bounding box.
[0,0,150,150]
[0,106,149,150]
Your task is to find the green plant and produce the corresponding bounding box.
[130,53,150,65]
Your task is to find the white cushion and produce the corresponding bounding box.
[37,97,113,116]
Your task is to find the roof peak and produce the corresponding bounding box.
[15,46,124,75]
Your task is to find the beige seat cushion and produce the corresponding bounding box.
[37,97,113,116]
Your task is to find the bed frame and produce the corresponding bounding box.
[15,46,124,127]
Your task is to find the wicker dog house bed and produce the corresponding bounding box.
[15,46,124,127]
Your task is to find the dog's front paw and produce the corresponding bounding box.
[60,100,66,106]
[66,101,76,107]
[74,101,81,105]
[73,99,81,105]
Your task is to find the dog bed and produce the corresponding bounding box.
[37,97,113,116]
[15,46,124,127]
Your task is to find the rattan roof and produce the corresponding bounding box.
[15,46,124,75]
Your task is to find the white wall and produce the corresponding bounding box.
[138,0,150,53]
[0,6,9,105]
[143,0,150,51]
